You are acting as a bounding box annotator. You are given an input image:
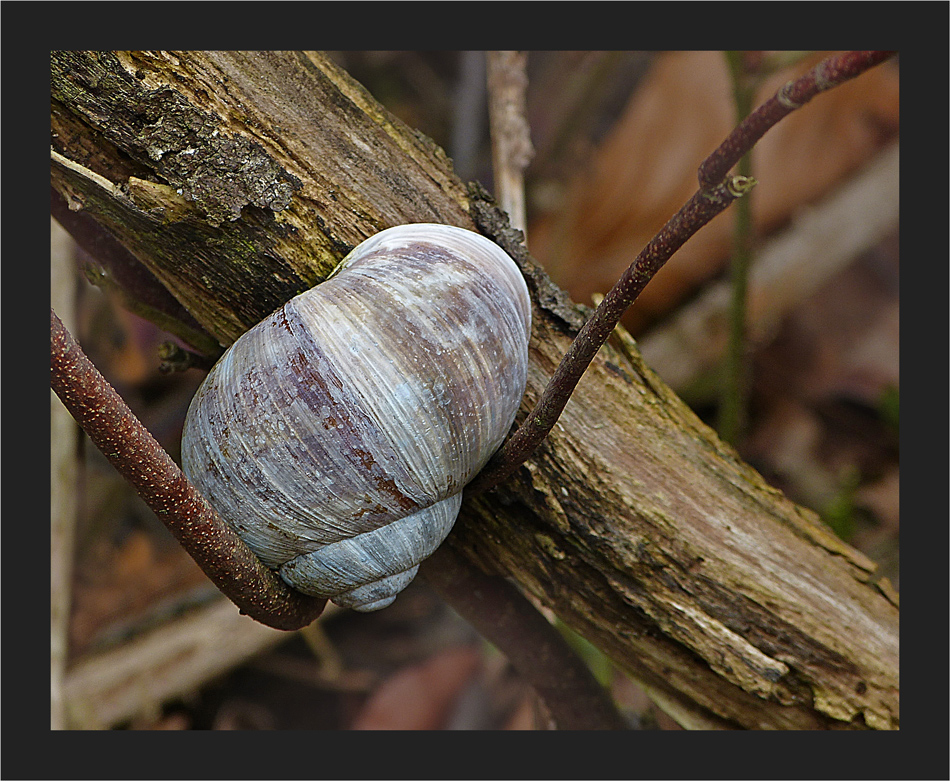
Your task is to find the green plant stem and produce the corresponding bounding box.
[717,51,758,444]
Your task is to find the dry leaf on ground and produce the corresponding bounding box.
[349,645,483,730]
[530,51,899,334]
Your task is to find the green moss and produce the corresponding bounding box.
[555,619,615,689]
[821,467,862,542]
[878,384,899,437]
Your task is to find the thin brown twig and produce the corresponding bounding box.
[468,176,751,495]
[469,49,896,497]
[50,308,326,631]
[698,50,896,189]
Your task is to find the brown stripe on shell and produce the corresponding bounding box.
[183,301,428,567]
[327,238,530,488]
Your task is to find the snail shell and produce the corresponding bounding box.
[181,224,531,611]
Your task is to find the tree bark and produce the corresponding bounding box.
[50,50,898,730]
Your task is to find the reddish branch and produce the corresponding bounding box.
[50,308,326,631]
[469,50,896,497]
[699,50,896,189]
[469,175,751,495]
[51,304,628,728]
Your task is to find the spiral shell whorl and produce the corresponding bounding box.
[279,494,462,611]
[181,224,531,611]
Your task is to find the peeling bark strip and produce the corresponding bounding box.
[50,309,327,631]
[49,185,220,356]
[50,50,473,344]
[50,51,301,225]
[50,51,898,729]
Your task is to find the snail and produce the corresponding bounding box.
[181,224,532,611]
